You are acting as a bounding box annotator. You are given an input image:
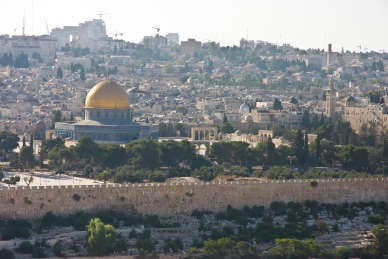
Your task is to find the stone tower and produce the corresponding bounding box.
[326,77,336,120]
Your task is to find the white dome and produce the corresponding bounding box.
[239,103,250,112]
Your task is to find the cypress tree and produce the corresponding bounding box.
[80,67,86,81]
[304,132,309,163]
[294,129,305,164]
[383,139,388,161]
[266,136,275,166]
[57,67,63,79]
[223,113,228,123]
[316,132,321,159]
[319,112,325,126]
[30,134,33,147]
[71,62,74,73]
[22,136,26,147]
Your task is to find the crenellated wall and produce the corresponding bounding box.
[1,178,388,219]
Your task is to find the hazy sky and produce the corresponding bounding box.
[1,0,387,53]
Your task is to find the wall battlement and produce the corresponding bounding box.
[1,178,387,219]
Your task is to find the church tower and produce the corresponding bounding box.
[326,77,336,121]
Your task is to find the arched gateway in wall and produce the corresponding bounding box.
[191,127,218,141]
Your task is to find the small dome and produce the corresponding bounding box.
[239,103,250,112]
[345,95,356,102]
[235,130,243,136]
[85,79,130,109]
[245,114,253,121]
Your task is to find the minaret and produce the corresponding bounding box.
[326,44,332,66]
[326,77,336,120]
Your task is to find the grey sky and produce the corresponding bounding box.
[2,0,387,52]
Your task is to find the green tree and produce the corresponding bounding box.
[223,113,228,123]
[273,98,283,110]
[0,131,19,153]
[0,248,14,259]
[99,144,127,169]
[290,96,298,105]
[74,136,100,165]
[176,106,188,115]
[202,237,235,259]
[301,110,310,129]
[304,132,309,163]
[56,67,63,79]
[315,220,329,233]
[125,140,159,170]
[4,175,20,186]
[382,139,388,161]
[205,58,214,74]
[372,224,388,251]
[294,129,305,164]
[316,132,321,159]
[53,241,65,258]
[335,246,352,259]
[50,110,62,129]
[220,122,234,134]
[19,146,35,169]
[269,238,328,259]
[80,66,86,81]
[266,136,276,166]
[340,145,369,171]
[162,62,174,74]
[174,123,188,137]
[87,218,117,255]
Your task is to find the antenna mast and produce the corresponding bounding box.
[31,0,34,34]
[22,10,25,36]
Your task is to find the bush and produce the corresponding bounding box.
[0,248,14,259]
[15,241,33,254]
[53,241,65,258]
[367,214,385,225]
[1,227,30,240]
[310,181,318,187]
[72,194,81,201]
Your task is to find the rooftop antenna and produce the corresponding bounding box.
[14,28,17,35]
[22,9,25,36]
[45,21,49,35]
[246,29,248,40]
[31,0,33,34]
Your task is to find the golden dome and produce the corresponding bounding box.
[85,80,130,109]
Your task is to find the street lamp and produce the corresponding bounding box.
[287,156,292,169]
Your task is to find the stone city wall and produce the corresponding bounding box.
[1,178,388,219]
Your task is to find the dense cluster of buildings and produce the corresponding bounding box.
[0,18,387,147]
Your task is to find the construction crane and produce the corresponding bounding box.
[97,12,109,18]
[380,49,387,53]
[152,26,160,34]
[109,31,123,39]
[204,39,211,42]
[364,48,369,52]
[356,44,370,53]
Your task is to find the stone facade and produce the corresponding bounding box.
[1,178,388,219]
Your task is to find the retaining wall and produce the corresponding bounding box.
[1,178,387,219]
